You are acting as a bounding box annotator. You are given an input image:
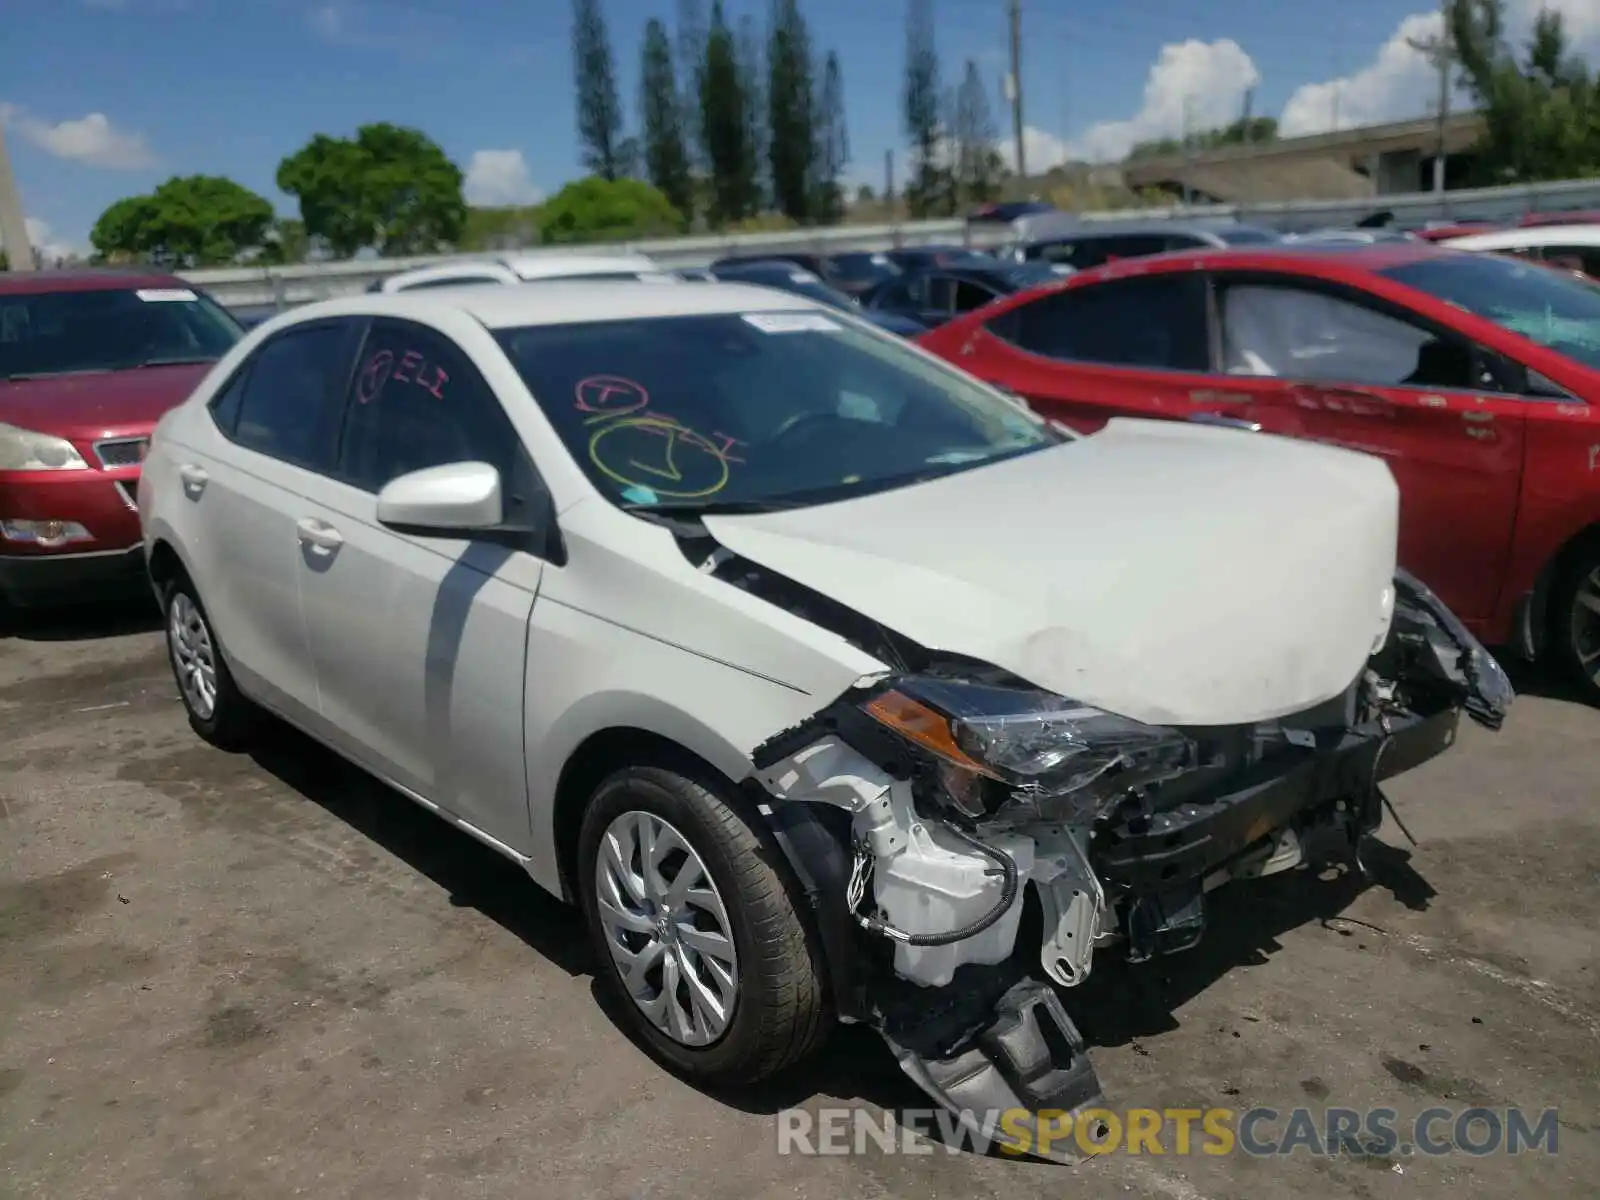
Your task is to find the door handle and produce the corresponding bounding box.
[1189,411,1262,432]
[295,517,343,554]
[177,463,208,495]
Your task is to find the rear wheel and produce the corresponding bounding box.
[1552,544,1600,706]
[576,765,830,1085]
[162,575,258,749]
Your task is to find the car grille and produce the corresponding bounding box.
[95,437,149,469]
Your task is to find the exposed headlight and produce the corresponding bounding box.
[858,676,1196,815]
[0,423,89,471]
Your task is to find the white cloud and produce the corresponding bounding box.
[307,3,343,38]
[25,218,81,264]
[463,149,543,206]
[1522,0,1600,47]
[1279,13,1444,137]
[996,126,1075,175]
[0,217,81,265]
[1068,39,1261,163]
[0,105,156,169]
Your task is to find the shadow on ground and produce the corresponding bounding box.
[0,596,161,642]
[234,716,1440,1131]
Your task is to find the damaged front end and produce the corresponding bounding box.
[750,567,1512,1161]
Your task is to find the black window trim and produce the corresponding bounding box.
[329,315,565,563]
[1210,269,1554,402]
[214,316,367,472]
[985,270,1215,377]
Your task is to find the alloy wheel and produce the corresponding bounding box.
[168,592,218,720]
[593,810,739,1047]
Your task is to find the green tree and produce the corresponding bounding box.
[277,124,466,258]
[1128,117,1278,160]
[1449,0,1600,183]
[700,1,759,225]
[88,175,274,266]
[677,0,710,179]
[257,217,309,265]
[950,59,1002,207]
[640,17,695,222]
[571,0,627,181]
[538,175,683,243]
[902,0,944,217]
[766,0,816,222]
[738,14,769,209]
[812,50,849,223]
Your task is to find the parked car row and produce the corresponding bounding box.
[6,233,1579,1157]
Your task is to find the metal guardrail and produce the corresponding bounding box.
[189,176,1600,310]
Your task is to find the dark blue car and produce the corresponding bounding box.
[700,260,925,336]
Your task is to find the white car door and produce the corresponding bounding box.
[289,316,549,855]
[177,318,364,726]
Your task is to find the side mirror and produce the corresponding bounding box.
[376,461,503,533]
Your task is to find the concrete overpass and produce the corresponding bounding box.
[1120,113,1488,203]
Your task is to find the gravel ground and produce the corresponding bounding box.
[2,601,1596,1199]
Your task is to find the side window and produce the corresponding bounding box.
[207,365,250,436]
[1218,282,1497,391]
[1540,245,1600,277]
[953,280,998,313]
[994,274,1210,371]
[1163,234,1207,252]
[870,277,913,310]
[1093,235,1172,263]
[232,324,356,468]
[337,321,540,522]
[923,275,958,313]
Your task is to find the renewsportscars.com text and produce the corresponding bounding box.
[775,1105,1561,1159]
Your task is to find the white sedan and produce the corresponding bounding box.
[138,282,1508,1154]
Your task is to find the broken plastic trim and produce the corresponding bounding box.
[1392,567,1514,730]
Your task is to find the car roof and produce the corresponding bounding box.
[0,268,192,296]
[378,252,661,292]
[500,251,659,279]
[1056,241,1452,290]
[1443,225,1600,250]
[277,280,820,331]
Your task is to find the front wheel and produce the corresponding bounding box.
[576,765,831,1085]
[162,575,258,749]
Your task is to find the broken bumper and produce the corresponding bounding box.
[751,570,1508,1157]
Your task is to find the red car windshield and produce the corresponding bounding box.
[1382,254,1600,371]
[0,286,242,381]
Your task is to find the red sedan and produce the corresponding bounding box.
[917,244,1600,699]
[0,270,242,609]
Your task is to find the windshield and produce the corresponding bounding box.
[827,253,899,283]
[1382,254,1600,370]
[1215,227,1279,245]
[995,262,1071,289]
[494,310,1058,513]
[0,286,242,380]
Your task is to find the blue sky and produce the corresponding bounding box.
[2,0,1592,256]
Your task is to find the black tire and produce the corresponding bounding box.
[576,765,831,1085]
[1550,542,1600,706]
[161,574,259,750]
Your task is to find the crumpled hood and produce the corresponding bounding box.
[705,418,1400,727]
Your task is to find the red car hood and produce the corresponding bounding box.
[0,363,211,441]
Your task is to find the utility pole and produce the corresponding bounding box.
[884,149,897,234]
[1408,0,1454,194]
[0,123,36,273]
[1181,95,1194,208]
[1007,0,1026,186]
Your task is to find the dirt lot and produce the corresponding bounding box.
[2,603,1597,1199]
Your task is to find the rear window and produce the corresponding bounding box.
[0,286,242,380]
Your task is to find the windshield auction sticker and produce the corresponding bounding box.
[135,288,199,303]
[741,312,841,334]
